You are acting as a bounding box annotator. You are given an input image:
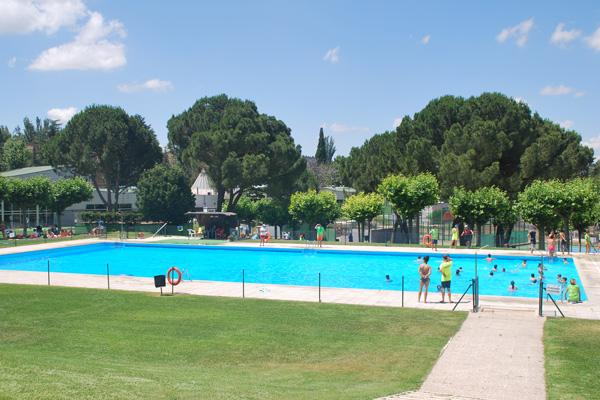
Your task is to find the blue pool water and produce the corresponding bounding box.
[0,243,587,299]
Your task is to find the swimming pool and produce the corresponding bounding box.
[0,243,587,299]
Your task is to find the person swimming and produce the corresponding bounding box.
[385,274,392,283]
[486,254,494,262]
[502,267,506,273]
[521,259,527,268]
[489,271,494,277]
[492,264,498,272]
[508,280,518,291]
[530,273,537,284]
[562,257,568,265]
[456,269,461,276]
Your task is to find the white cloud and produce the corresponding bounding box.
[559,120,574,129]
[584,27,600,52]
[421,34,431,45]
[393,118,403,128]
[496,18,534,47]
[29,11,126,71]
[323,46,340,63]
[575,91,585,98]
[540,85,578,96]
[583,135,600,159]
[117,79,174,93]
[550,23,581,46]
[47,106,77,125]
[322,122,369,134]
[0,0,86,35]
[7,56,16,68]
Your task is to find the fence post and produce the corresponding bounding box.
[538,279,543,317]
[318,272,321,303]
[242,269,245,299]
[472,278,476,312]
[47,259,50,286]
[106,263,110,290]
[401,275,404,307]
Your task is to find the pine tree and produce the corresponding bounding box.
[315,127,327,164]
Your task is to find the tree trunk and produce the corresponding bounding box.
[407,218,414,244]
[538,225,545,251]
[578,229,582,252]
[92,178,108,210]
[391,213,399,243]
[503,225,513,246]
[563,218,570,254]
[367,219,372,243]
[476,224,482,247]
[216,189,225,212]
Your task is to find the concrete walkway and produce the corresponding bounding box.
[379,309,546,400]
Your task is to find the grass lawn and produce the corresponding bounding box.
[0,285,465,400]
[545,318,600,400]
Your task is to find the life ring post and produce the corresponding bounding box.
[166,266,183,295]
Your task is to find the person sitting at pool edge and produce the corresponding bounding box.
[567,278,581,303]
[438,255,453,303]
[508,281,518,292]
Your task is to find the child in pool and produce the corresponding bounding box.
[486,254,495,262]
[521,259,527,268]
[508,281,518,292]
[530,273,537,284]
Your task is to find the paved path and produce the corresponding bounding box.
[379,309,546,400]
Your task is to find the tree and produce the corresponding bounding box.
[556,178,600,252]
[52,105,162,211]
[449,186,511,247]
[516,180,562,250]
[288,190,340,236]
[22,117,61,165]
[5,177,52,233]
[256,198,290,239]
[235,195,259,225]
[2,137,32,170]
[49,177,94,228]
[136,165,195,224]
[377,173,439,243]
[315,127,336,164]
[167,94,306,211]
[338,93,593,198]
[341,192,384,242]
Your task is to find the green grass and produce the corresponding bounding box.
[0,285,465,400]
[545,318,600,400]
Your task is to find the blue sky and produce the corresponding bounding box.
[1,0,600,157]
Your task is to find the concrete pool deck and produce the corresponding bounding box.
[0,237,598,319]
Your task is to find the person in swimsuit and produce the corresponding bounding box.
[418,255,432,303]
[584,230,591,254]
[508,280,518,292]
[451,225,459,247]
[315,224,325,248]
[559,230,567,255]
[548,232,556,258]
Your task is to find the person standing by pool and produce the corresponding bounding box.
[438,255,453,303]
[315,224,325,248]
[529,227,537,254]
[548,232,556,258]
[451,225,459,247]
[418,255,432,303]
[429,226,439,251]
[559,230,568,255]
[259,224,269,246]
[461,225,473,248]
[584,230,591,254]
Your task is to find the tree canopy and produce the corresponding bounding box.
[48,177,94,227]
[341,192,384,242]
[338,93,594,197]
[136,165,195,224]
[52,105,162,211]
[288,190,340,229]
[315,127,335,164]
[167,94,306,211]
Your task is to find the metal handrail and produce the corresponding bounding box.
[151,222,168,238]
[453,280,474,311]
[546,291,565,318]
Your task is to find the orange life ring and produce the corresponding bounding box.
[422,234,432,247]
[166,266,182,286]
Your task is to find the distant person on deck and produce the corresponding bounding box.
[418,256,432,303]
[584,230,591,255]
[315,224,325,248]
[559,230,568,255]
[429,227,439,251]
[529,227,537,254]
[461,225,473,248]
[451,225,459,247]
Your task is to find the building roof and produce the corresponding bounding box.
[0,165,56,178]
[191,170,217,195]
